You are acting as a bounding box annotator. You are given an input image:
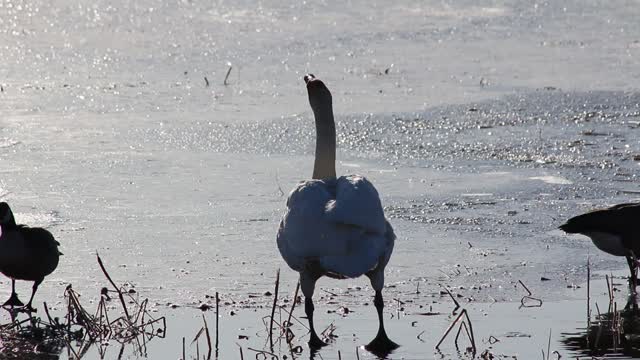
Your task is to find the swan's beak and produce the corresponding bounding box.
[303,74,316,84]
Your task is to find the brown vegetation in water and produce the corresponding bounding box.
[0,254,166,359]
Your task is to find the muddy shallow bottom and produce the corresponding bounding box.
[1,270,636,359]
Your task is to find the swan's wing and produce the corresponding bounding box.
[277,180,348,270]
[324,175,387,234]
[319,220,395,278]
[277,176,394,277]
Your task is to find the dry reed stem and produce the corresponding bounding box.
[191,327,205,345]
[286,281,300,330]
[268,269,280,349]
[435,310,464,349]
[97,253,131,320]
[275,171,285,197]
[0,257,166,360]
[454,321,469,347]
[203,314,212,359]
[546,329,551,360]
[439,284,460,313]
[275,303,308,330]
[247,346,279,358]
[594,302,603,349]
[215,292,219,350]
[223,66,232,85]
[587,257,591,328]
[462,309,477,353]
[435,308,476,353]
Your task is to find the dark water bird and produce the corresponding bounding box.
[276,74,398,354]
[0,202,62,312]
[560,203,640,290]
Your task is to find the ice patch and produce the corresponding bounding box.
[372,169,396,173]
[529,176,573,185]
[0,138,20,148]
[14,211,63,227]
[341,162,361,168]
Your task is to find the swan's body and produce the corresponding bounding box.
[0,202,61,312]
[276,74,398,354]
[277,175,395,279]
[560,202,640,289]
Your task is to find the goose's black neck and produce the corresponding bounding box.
[0,217,17,231]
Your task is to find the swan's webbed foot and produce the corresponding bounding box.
[308,332,327,349]
[365,330,399,356]
[2,292,24,308]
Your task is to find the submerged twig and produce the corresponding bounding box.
[518,280,543,308]
[223,65,232,85]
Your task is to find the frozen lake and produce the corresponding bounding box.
[1,0,640,358]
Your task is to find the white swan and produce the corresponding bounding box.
[276,74,398,353]
[0,202,62,312]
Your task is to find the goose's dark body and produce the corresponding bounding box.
[0,202,61,311]
[560,202,640,289]
[1,226,60,280]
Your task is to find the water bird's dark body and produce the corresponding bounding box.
[0,202,61,312]
[560,203,640,289]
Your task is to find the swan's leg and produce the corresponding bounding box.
[2,279,24,308]
[22,279,42,313]
[300,270,326,348]
[365,268,398,353]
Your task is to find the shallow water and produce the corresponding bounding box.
[0,270,631,359]
[1,0,640,358]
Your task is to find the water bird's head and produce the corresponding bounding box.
[304,74,333,117]
[0,202,14,226]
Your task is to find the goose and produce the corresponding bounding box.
[0,202,62,312]
[276,74,398,353]
[560,202,640,290]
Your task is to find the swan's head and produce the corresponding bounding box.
[0,202,14,225]
[304,74,332,115]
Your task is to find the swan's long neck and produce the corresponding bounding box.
[312,106,336,180]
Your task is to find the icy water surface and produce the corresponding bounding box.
[1,0,640,358]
